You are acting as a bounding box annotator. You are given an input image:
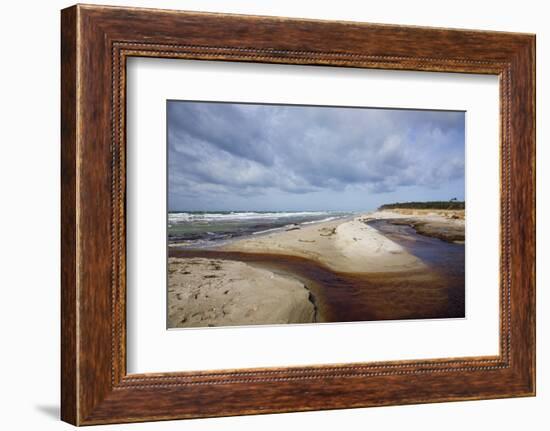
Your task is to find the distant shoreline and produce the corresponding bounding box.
[378,201,465,211]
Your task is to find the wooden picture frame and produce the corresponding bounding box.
[61,4,535,425]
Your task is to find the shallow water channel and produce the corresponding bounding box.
[170,220,465,323]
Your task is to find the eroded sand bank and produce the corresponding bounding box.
[362,209,465,243]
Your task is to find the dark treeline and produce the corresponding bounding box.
[379,201,465,210]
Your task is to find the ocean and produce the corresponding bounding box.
[168,211,353,247]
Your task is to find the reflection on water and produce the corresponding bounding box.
[367,219,465,318]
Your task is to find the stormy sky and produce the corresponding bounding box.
[167,101,465,212]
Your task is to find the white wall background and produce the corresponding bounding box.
[0,0,546,429]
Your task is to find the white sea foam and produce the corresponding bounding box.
[300,216,341,225]
[168,211,335,224]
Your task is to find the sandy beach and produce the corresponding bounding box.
[167,209,465,328]
[168,257,316,328]
[220,215,426,273]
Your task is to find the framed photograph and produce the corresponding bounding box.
[61,4,536,425]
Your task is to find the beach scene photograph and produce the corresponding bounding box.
[167,100,465,329]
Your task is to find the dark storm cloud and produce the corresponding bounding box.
[167,101,465,210]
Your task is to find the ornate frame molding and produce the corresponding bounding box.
[61,5,535,425]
